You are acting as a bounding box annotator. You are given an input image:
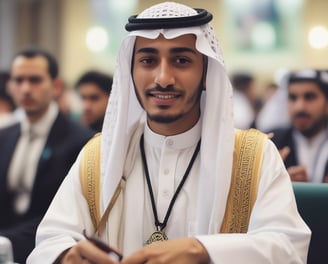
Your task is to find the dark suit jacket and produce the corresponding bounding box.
[270,127,328,181]
[0,112,94,263]
[269,128,298,168]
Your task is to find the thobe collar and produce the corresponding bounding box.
[293,127,328,147]
[143,118,202,150]
[293,127,328,181]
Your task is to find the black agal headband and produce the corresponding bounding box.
[125,8,213,32]
[288,70,328,98]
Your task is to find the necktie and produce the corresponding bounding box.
[14,127,38,214]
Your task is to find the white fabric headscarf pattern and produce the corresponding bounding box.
[101,2,235,235]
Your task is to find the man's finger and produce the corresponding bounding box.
[279,146,290,161]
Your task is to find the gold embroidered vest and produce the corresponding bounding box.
[80,129,267,234]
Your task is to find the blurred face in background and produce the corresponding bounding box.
[79,82,109,128]
[9,55,59,123]
[288,81,328,137]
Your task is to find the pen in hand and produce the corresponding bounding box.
[83,229,123,261]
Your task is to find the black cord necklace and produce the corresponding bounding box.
[140,134,201,245]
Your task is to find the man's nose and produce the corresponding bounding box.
[20,80,33,93]
[154,60,175,88]
[294,98,306,110]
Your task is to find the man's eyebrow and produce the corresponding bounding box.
[135,47,196,55]
[135,47,158,54]
[170,47,196,54]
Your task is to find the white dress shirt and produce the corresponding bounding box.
[7,102,58,213]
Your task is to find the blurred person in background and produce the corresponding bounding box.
[0,71,17,128]
[231,72,261,129]
[75,70,112,132]
[270,69,328,182]
[0,48,94,263]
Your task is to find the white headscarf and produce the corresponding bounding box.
[256,72,291,132]
[101,2,235,235]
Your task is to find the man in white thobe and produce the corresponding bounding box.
[27,2,310,264]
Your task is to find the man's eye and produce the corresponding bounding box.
[288,94,297,102]
[175,57,190,64]
[90,95,101,101]
[304,93,316,101]
[140,58,155,65]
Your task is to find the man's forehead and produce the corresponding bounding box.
[288,81,324,94]
[134,34,197,50]
[11,56,50,79]
[12,55,47,70]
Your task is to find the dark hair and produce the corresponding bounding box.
[13,48,58,79]
[231,73,254,92]
[0,71,15,111]
[75,70,113,94]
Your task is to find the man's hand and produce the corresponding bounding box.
[266,133,291,162]
[121,238,209,264]
[278,146,290,161]
[287,165,308,182]
[60,240,119,264]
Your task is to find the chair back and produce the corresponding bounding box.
[293,182,328,264]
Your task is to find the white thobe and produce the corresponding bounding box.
[293,129,328,182]
[27,123,310,264]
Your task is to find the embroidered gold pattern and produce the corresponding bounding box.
[80,133,101,229]
[220,129,267,233]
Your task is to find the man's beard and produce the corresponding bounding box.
[134,82,203,124]
[293,111,327,138]
[147,108,184,123]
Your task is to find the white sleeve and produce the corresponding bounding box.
[27,152,94,264]
[197,140,311,264]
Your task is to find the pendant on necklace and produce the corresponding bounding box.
[145,229,168,245]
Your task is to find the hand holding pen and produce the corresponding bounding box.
[83,229,123,261]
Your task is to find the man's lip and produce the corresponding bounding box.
[293,116,310,124]
[293,115,310,120]
[22,98,34,104]
[148,91,180,96]
[150,93,180,99]
[148,92,181,105]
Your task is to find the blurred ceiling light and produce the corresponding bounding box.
[251,22,276,50]
[308,26,328,49]
[86,26,109,53]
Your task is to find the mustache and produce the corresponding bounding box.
[293,112,310,119]
[146,85,177,93]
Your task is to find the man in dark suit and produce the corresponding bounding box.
[0,48,94,263]
[270,69,328,182]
